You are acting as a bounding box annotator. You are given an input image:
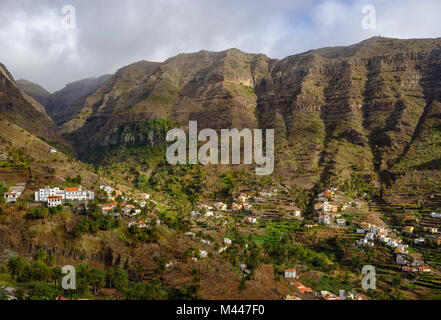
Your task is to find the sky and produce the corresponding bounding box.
[0,0,441,92]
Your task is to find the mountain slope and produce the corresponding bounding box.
[16,79,51,107]
[0,63,64,144]
[61,37,441,202]
[45,74,112,125]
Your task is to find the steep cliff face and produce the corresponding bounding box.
[63,37,441,201]
[45,74,112,126]
[0,63,62,142]
[65,49,272,155]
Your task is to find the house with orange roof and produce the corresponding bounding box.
[47,195,63,207]
[292,282,313,294]
[284,268,296,279]
[100,203,118,215]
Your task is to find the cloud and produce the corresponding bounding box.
[0,0,440,92]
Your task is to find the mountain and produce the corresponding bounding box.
[0,63,64,144]
[16,79,51,106]
[62,37,441,204]
[45,74,112,125]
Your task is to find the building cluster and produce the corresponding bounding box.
[314,188,343,226]
[34,186,94,207]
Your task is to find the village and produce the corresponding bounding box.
[3,180,441,300]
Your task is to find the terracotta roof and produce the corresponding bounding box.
[285,268,296,273]
[48,196,62,199]
[66,187,79,192]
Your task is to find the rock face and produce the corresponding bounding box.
[45,74,112,125]
[0,63,61,140]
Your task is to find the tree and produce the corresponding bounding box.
[154,253,167,281]
[89,268,106,294]
[108,267,128,299]
[51,266,62,289]
[31,260,50,282]
[7,257,26,280]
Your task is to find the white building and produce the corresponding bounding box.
[65,187,94,201]
[284,268,296,279]
[224,238,232,245]
[431,212,441,218]
[140,193,150,200]
[3,190,20,203]
[47,196,63,207]
[35,187,65,202]
[214,202,227,211]
[35,187,94,203]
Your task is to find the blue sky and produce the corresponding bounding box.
[0,0,440,91]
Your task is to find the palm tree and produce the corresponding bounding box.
[51,266,62,289]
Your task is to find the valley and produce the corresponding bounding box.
[1,36,441,300]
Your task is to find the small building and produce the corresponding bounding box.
[231,203,242,211]
[140,193,150,200]
[292,282,313,294]
[223,238,232,245]
[47,196,63,207]
[314,203,324,211]
[128,220,147,229]
[3,191,19,203]
[396,254,407,266]
[100,203,117,215]
[243,217,257,224]
[336,219,346,226]
[284,268,296,279]
[214,202,227,211]
[237,194,248,203]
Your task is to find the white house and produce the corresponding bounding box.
[50,149,57,154]
[431,212,441,218]
[47,196,63,207]
[336,219,346,226]
[284,268,296,279]
[223,238,232,245]
[319,215,331,225]
[205,211,214,217]
[140,193,150,200]
[3,190,20,203]
[35,187,65,202]
[100,203,117,215]
[199,251,208,258]
[65,187,94,201]
[191,211,201,217]
[214,202,227,211]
